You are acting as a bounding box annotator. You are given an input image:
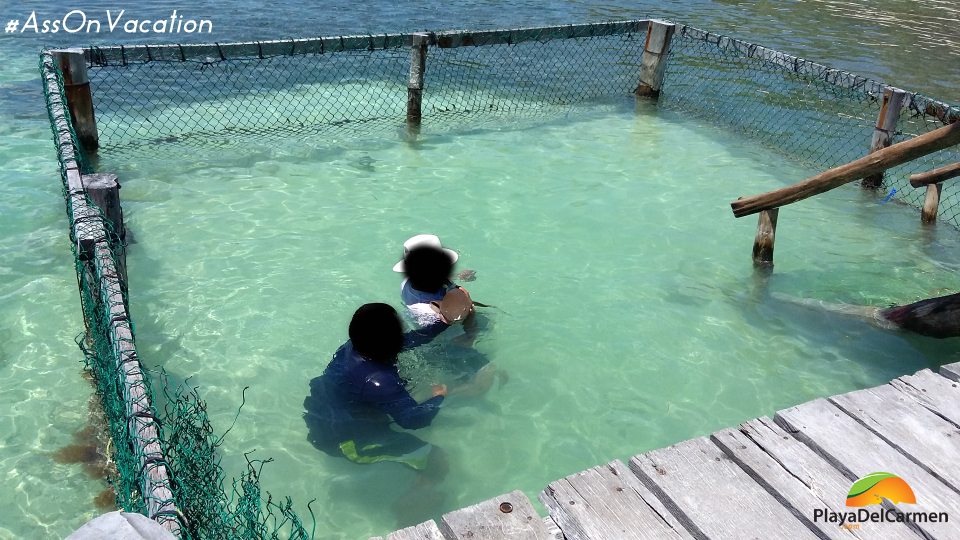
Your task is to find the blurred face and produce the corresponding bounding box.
[349,303,404,363]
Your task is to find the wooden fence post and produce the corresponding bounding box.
[862,87,907,189]
[52,48,99,154]
[921,183,942,224]
[752,209,779,266]
[82,173,127,287]
[407,33,430,126]
[635,20,676,99]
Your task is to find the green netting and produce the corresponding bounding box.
[40,51,314,540]
[659,25,960,227]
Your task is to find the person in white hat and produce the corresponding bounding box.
[394,234,471,329]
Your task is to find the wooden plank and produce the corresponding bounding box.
[730,120,960,218]
[370,519,445,540]
[539,459,692,540]
[712,417,918,540]
[542,516,564,540]
[940,362,960,382]
[776,398,960,539]
[828,384,960,491]
[891,369,960,426]
[439,490,550,540]
[910,162,960,187]
[629,437,820,539]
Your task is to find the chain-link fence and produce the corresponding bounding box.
[660,25,960,227]
[41,51,313,540]
[39,18,960,540]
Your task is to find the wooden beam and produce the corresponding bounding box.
[910,161,960,187]
[752,209,778,266]
[439,490,550,540]
[51,48,99,154]
[921,182,942,224]
[862,87,907,189]
[731,120,960,218]
[406,33,430,127]
[635,20,676,99]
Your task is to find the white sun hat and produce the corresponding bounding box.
[392,234,459,273]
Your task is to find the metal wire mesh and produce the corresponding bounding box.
[423,23,647,128]
[87,37,409,152]
[660,25,960,228]
[41,51,313,540]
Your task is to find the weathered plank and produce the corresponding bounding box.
[539,459,692,540]
[439,490,550,540]
[712,417,917,539]
[940,362,960,382]
[542,516,564,540]
[891,369,960,426]
[629,437,819,539]
[776,399,960,539]
[828,384,960,492]
[370,519,445,540]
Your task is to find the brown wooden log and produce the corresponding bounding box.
[406,33,430,126]
[635,20,676,99]
[881,293,960,338]
[52,49,99,153]
[731,120,960,218]
[862,87,907,189]
[921,183,942,224]
[752,209,778,266]
[910,161,960,187]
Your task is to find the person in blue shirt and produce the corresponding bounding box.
[303,302,456,473]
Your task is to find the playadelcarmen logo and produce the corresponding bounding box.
[813,472,949,529]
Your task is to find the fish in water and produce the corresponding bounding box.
[772,292,960,339]
[457,268,477,282]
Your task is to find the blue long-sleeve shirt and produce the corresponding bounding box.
[304,320,448,440]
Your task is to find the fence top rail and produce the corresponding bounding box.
[673,24,960,126]
[76,19,653,66]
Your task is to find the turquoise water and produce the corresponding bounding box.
[104,103,959,538]
[1,1,959,538]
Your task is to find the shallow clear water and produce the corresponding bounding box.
[99,104,958,538]
[1,1,959,538]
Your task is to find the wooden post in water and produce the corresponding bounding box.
[910,162,960,224]
[752,209,778,266]
[635,20,676,99]
[407,33,430,127]
[862,87,907,189]
[82,173,127,286]
[921,183,942,224]
[51,48,99,154]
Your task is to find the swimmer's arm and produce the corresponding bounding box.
[363,373,444,430]
[401,319,450,350]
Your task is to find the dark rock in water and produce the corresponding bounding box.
[457,269,477,282]
[94,488,117,511]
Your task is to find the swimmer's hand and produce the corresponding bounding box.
[431,384,448,398]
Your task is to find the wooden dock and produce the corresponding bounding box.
[373,362,960,539]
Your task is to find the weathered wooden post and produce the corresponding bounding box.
[911,161,960,224]
[921,183,942,224]
[407,32,431,126]
[862,87,907,189]
[51,48,99,154]
[82,173,127,286]
[752,209,779,266]
[635,20,676,99]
